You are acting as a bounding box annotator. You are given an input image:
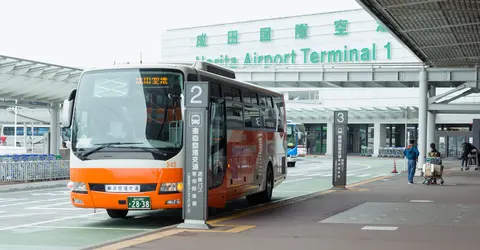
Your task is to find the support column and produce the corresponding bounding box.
[427,86,436,149]
[373,122,386,157]
[326,121,333,156]
[417,68,428,176]
[50,102,60,155]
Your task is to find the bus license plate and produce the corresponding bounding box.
[127,196,151,209]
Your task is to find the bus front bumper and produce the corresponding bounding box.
[70,190,183,210]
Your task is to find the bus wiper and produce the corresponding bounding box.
[77,142,143,160]
[120,146,170,157]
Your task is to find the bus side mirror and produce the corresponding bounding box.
[297,132,302,139]
[62,89,76,128]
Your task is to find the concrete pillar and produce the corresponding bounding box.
[373,122,386,157]
[326,121,333,156]
[50,102,60,155]
[417,68,428,175]
[427,86,436,149]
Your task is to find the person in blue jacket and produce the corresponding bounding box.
[404,139,420,184]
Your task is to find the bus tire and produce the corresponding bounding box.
[106,209,128,219]
[246,164,273,205]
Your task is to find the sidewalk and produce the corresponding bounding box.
[0,179,68,192]
[91,164,480,250]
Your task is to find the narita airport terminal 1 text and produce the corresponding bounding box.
[195,42,392,67]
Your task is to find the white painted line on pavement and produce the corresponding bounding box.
[28,201,71,208]
[0,212,57,218]
[410,200,434,203]
[305,173,323,177]
[356,174,372,178]
[0,211,5,214]
[0,211,107,231]
[25,225,152,231]
[361,226,398,231]
[284,177,313,183]
[26,201,75,210]
[30,191,70,196]
[274,190,320,193]
[0,198,28,202]
[288,173,305,177]
[321,173,333,177]
[0,198,67,208]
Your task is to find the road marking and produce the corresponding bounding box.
[31,191,70,196]
[361,226,398,231]
[93,174,391,250]
[0,198,29,202]
[284,177,312,183]
[28,201,71,208]
[0,197,67,208]
[26,225,152,231]
[0,211,106,231]
[0,212,56,218]
[26,201,78,210]
[356,174,372,178]
[93,229,185,250]
[410,200,434,203]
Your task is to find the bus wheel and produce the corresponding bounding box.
[106,209,128,219]
[246,164,273,205]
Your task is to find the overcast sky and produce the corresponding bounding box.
[0,0,361,69]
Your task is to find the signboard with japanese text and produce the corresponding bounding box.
[333,111,348,188]
[178,81,210,229]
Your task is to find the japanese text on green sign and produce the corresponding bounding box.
[195,19,389,47]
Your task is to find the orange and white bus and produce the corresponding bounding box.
[63,61,287,219]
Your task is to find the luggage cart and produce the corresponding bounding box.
[467,151,479,171]
[422,161,444,185]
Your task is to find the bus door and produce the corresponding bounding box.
[208,83,227,196]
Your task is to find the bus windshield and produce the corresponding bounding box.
[71,68,184,160]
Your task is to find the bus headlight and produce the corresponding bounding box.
[68,181,87,193]
[159,182,183,193]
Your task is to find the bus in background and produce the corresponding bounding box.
[63,61,287,219]
[0,124,71,152]
[286,120,306,156]
[286,122,298,167]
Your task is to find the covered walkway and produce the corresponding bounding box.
[351,0,480,172]
[0,55,83,153]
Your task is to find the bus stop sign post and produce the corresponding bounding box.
[332,111,348,189]
[177,81,212,230]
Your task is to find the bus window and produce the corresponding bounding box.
[243,90,261,128]
[224,87,244,129]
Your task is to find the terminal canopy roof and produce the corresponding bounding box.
[286,103,417,122]
[0,55,83,103]
[355,0,480,68]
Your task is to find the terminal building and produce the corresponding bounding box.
[160,8,480,158]
[1,8,478,159]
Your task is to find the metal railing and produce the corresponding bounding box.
[378,147,405,158]
[360,146,374,156]
[0,154,69,182]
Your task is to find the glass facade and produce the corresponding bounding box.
[302,123,472,157]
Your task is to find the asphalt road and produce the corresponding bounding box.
[0,156,397,250]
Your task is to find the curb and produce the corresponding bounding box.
[0,180,68,193]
